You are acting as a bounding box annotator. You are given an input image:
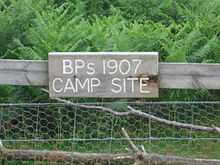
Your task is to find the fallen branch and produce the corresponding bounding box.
[127,106,220,133]
[0,149,133,163]
[42,88,129,116]
[1,145,220,165]
[42,88,220,134]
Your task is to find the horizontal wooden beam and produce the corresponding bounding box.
[159,63,220,89]
[0,59,220,89]
[0,60,48,86]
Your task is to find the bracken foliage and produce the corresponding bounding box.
[0,0,220,101]
[1,0,220,62]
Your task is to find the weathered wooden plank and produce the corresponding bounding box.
[160,63,220,89]
[48,52,159,98]
[0,60,48,86]
[0,60,220,90]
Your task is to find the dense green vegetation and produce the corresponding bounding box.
[0,0,220,101]
[1,0,220,62]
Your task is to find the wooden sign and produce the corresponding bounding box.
[48,52,159,98]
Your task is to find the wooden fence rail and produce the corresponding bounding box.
[0,59,220,89]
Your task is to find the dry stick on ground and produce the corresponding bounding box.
[42,88,220,133]
[1,148,220,165]
[0,149,134,164]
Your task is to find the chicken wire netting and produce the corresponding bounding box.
[0,101,220,164]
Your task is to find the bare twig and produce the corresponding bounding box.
[0,140,4,152]
[42,88,220,134]
[212,125,220,133]
[127,106,220,133]
[140,145,147,154]
[42,89,130,116]
[121,128,139,153]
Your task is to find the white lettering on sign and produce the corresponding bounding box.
[55,59,146,94]
[52,78,101,93]
[49,52,159,98]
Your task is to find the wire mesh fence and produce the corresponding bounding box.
[0,101,220,164]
